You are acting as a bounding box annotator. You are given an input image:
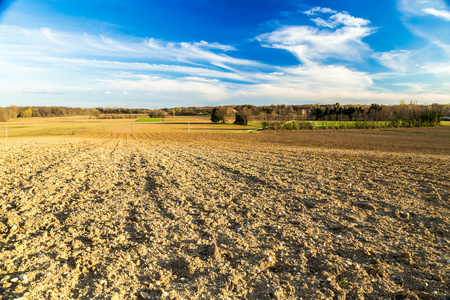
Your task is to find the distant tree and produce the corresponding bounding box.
[91,109,100,118]
[148,109,167,118]
[217,106,233,123]
[0,108,6,122]
[443,104,450,117]
[211,107,221,123]
[234,114,248,125]
[18,108,33,118]
[368,103,382,121]
[0,106,19,121]
[239,106,253,122]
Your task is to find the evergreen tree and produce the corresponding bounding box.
[211,107,220,123]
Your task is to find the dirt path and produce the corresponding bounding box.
[0,131,449,299]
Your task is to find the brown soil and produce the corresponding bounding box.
[1,128,449,299]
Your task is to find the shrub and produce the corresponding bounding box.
[272,122,283,130]
[283,121,294,130]
[303,121,316,130]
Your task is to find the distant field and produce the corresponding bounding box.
[0,115,261,137]
[1,116,450,138]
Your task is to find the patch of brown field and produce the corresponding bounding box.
[382,126,450,134]
[84,126,450,155]
[0,129,449,299]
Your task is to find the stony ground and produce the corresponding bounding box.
[0,129,449,300]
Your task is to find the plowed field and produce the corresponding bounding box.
[1,128,449,299]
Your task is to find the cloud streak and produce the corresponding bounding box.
[0,25,260,69]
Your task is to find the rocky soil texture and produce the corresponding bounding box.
[1,130,449,299]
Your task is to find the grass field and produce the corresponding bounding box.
[136,118,162,122]
[0,115,262,137]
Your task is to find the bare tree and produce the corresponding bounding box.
[217,106,233,123]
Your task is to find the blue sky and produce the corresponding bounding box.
[0,0,449,108]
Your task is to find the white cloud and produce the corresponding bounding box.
[423,7,450,20]
[257,25,373,64]
[312,12,370,28]
[428,61,450,73]
[94,75,230,102]
[257,8,373,65]
[183,77,220,83]
[285,64,373,90]
[304,7,337,16]
[223,62,376,104]
[192,41,236,51]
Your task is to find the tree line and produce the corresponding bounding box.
[0,106,95,121]
[211,102,448,128]
[1,103,449,127]
[308,102,445,127]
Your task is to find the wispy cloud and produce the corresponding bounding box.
[398,0,450,43]
[398,0,450,18]
[422,7,450,20]
[31,56,252,82]
[374,50,414,72]
[390,0,450,90]
[0,25,260,69]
